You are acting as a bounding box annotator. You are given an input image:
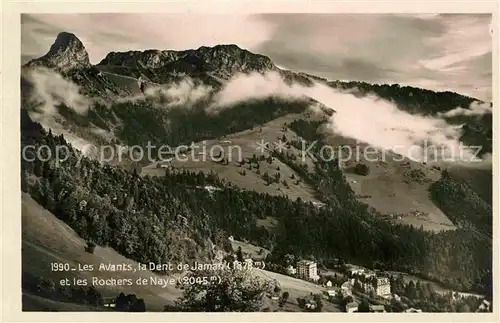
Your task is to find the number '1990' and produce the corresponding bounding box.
[50,262,71,272]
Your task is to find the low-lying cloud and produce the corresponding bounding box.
[22,68,112,153]
[25,68,213,118]
[23,67,92,118]
[211,71,484,162]
[23,67,488,163]
[210,71,304,108]
[438,101,492,118]
[117,78,213,108]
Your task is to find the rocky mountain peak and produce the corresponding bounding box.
[194,44,277,74]
[98,44,277,81]
[25,32,91,73]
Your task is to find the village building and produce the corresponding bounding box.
[363,276,391,297]
[297,260,320,282]
[361,271,376,279]
[374,277,391,297]
[341,281,353,297]
[369,304,386,313]
[345,264,365,276]
[101,297,116,308]
[270,294,280,301]
[326,289,338,298]
[405,308,423,313]
[476,300,491,312]
[345,301,358,313]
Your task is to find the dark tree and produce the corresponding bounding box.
[236,246,244,262]
[354,163,370,176]
[358,297,370,312]
[115,292,128,311]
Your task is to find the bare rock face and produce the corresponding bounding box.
[22,32,133,98]
[98,44,278,81]
[22,32,316,95]
[26,32,91,73]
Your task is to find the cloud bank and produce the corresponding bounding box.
[23,67,92,119]
[115,78,213,108]
[22,61,490,164]
[438,101,492,118]
[211,71,485,162]
[22,68,102,153]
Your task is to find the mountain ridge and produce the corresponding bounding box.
[98,43,277,73]
[24,32,282,84]
[25,32,491,105]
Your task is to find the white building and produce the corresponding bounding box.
[374,277,391,297]
[363,277,391,297]
[405,308,423,313]
[326,289,337,297]
[361,271,376,279]
[345,301,358,313]
[369,304,386,313]
[297,260,319,281]
[346,265,365,276]
[477,300,491,312]
[341,281,353,297]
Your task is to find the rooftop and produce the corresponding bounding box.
[297,260,316,265]
[346,301,359,309]
[369,305,385,311]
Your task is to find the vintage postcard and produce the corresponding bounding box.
[1,0,498,322]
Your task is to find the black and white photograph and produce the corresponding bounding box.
[4,2,496,317]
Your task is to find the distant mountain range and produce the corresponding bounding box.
[24,31,321,93]
[22,32,492,154]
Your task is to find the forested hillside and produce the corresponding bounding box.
[21,110,492,297]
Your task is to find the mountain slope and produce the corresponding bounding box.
[141,112,323,204]
[22,193,182,311]
[98,44,277,82]
[21,108,492,299]
[21,32,493,232]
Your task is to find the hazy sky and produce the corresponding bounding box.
[21,13,492,101]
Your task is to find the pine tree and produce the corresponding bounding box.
[21,169,29,193]
[236,246,244,262]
